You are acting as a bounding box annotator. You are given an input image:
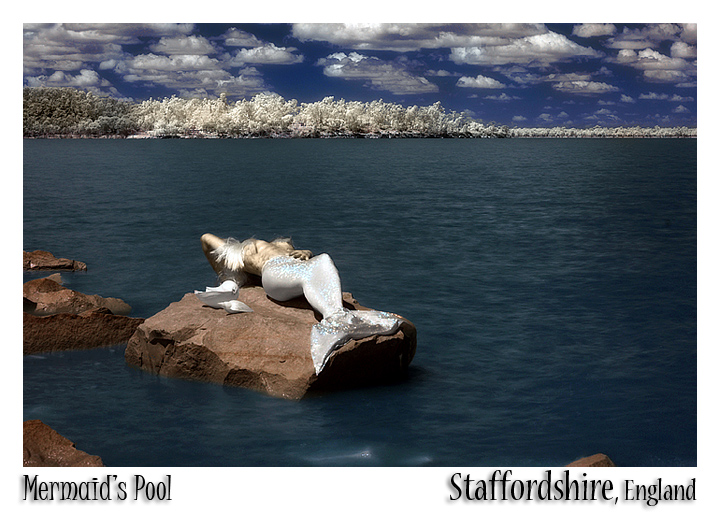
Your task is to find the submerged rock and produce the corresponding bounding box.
[23,275,143,354]
[23,250,88,272]
[23,420,104,467]
[125,287,417,400]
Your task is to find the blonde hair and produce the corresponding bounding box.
[211,237,252,272]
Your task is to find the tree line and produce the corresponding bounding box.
[23,87,696,139]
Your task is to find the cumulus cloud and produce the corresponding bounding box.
[216,27,264,48]
[149,35,218,55]
[552,80,619,95]
[606,24,682,50]
[292,23,547,52]
[612,47,694,84]
[670,41,697,59]
[572,24,616,38]
[229,43,304,66]
[456,74,505,89]
[317,52,438,95]
[450,32,602,67]
[23,23,307,99]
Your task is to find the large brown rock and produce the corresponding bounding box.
[23,275,132,316]
[23,420,104,467]
[24,250,87,272]
[125,287,417,400]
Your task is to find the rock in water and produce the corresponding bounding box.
[125,287,417,400]
[566,453,616,467]
[24,309,144,354]
[23,250,88,271]
[23,276,143,354]
[23,275,133,316]
[23,420,104,467]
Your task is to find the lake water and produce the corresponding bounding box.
[23,138,696,467]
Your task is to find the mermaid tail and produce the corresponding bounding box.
[311,308,400,375]
[194,280,253,314]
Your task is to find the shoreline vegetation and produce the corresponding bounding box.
[24,87,697,140]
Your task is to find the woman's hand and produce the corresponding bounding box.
[289,249,313,260]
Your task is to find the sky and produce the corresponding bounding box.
[23,22,698,128]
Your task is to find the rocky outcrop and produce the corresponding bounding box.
[23,420,104,467]
[23,275,132,316]
[24,308,144,354]
[567,453,616,467]
[24,250,87,272]
[23,275,143,354]
[125,287,417,400]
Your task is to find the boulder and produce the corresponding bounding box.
[24,308,145,354]
[23,250,87,271]
[567,453,616,467]
[23,275,132,316]
[125,287,417,400]
[23,420,104,467]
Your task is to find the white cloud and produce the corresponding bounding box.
[317,52,438,95]
[456,74,505,89]
[670,41,696,59]
[552,80,619,95]
[24,69,121,97]
[127,54,223,72]
[639,92,695,101]
[612,47,693,83]
[292,23,547,52]
[426,69,461,77]
[620,94,635,103]
[483,92,520,101]
[572,24,616,38]
[643,70,691,83]
[606,24,682,50]
[679,23,697,44]
[229,44,304,66]
[450,32,602,67]
[512,115,527,122]
[217,27,263,48]
[673,104,690,113]
[149,35,217,55]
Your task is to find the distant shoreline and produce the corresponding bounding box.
[23,87,697,140]
[23,132,697,140]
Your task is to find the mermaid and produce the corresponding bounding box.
[194,233,399,374]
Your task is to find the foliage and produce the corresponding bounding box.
[23,87,138,137]
[23,87,697,139]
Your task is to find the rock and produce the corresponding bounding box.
[23,420,104,467]
[24,308,144,354]
[567,453,616,467]
[24,250,87,271]
[125,287,417,400]
[23,275,132,316]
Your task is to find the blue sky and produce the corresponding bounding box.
[23,22,697,128]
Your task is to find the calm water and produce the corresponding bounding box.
[23,138,696,467]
